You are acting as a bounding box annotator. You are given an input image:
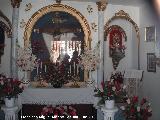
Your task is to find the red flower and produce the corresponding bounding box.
[141,98,147,105]
[130,107,135,114]
[101,81,105,89]
[114,81,121,91]
[132,96,138,103]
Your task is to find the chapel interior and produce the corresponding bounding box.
[0,0,160,120]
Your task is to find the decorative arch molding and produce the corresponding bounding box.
[0,10,12,37]
[24,4,91,48]
[104,10,140,69]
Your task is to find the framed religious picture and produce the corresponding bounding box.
[145,26,156,42]
[147,53,156,72]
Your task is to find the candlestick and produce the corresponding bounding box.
[74,62,75,75]
[70,65,71,74]
[41,62,42,69]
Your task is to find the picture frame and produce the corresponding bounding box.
[145,26,156,42]
[147,53,156,72]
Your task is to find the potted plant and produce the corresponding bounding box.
[16,44,39,86]
[0,74,24,107]
[79,42,101,86]
[120,96,152,120]
[94,77,127,108]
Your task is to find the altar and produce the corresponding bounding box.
[20,87,95,105]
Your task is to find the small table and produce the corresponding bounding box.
[101,106,118,120]
[1,106,19,120]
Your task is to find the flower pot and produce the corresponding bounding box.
[22,71,30,87]
[4,97,15,108]
[105,99,115,109]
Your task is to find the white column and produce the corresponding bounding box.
[96,0,107,88]
[10,6,20,78]
[98,11,105,87]
[101,106,118,120]
[1,106,19,120]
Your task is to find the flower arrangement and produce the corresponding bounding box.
[41,105,77,120]
[94,78,127,105]
[0,74,24,99]
[79,42,101,71]
[16,44,39,71]
[120,96,152,120]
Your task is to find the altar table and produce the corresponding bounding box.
[20,87,95,105]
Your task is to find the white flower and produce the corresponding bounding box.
[110,78,114,82]
[126,98,131,104]
[0,80,4,85]
[80,42,100,71]
[17,45,39,71]
[99,87,104,92]
[123,85,127,89]
[137,106,140,112]
[120,106,125,110]
[148,107,152,112]
[148,103,151,106]
[19,83,24,88]
[112,86,116,91]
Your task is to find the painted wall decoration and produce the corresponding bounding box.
[87,5,93,14]
[145,26,156,42]
[105,25,127,70]
[91,22,97,32]
[20,19,26,28]
[25,3,32,12]
[147,53,156,72]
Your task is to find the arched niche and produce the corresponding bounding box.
[104,10,140,69]
[0,10,12,63]
[23,4,91,87]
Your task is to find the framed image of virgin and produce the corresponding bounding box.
[145,26,156,42]
[147,53,156,72]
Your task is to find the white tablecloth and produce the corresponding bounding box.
[20,87,95,105]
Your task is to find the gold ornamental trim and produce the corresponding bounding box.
[11,0,22,8]
[104,10,140,69]
[24,4,91,48]
[0,10,12,37]
[105,25,127,42]
[96,0,108,11]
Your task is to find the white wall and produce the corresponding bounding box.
[140,3,160,120]
[0,0,12,76]
[104,4,140,79]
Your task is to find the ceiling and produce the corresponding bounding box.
[108,0,145,7]
[63,0,145,6]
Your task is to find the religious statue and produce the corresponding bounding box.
[108,25,127,70]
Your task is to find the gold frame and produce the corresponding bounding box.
[145,26,156,42]
[23,4,91,84]
[104,10,141,69]
[24,4,91,48]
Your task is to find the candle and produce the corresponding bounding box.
[74,62,75,75]
[37,66,39,75]
[70,65,71,74]
[45,65,47,73]
[77,65,79,75]
[41,62,42,69]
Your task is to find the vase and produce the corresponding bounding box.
[87,70,94,87]
[4,97,15,108]
[22,71,30,87]
[105,99,115,109]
